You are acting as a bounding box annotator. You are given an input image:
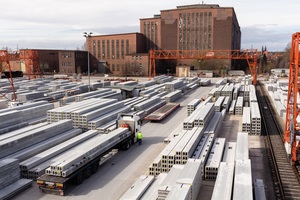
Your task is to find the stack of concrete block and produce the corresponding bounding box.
[161,90,182,103]
[187,99,201,116]
[214,96,225,112]
[133,97,160,111]
[193,103,215,127]
[204,138,226,180]
[235,96,243,115]
[0,120,73,159]
[242,107,251,134]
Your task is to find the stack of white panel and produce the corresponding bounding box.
[235,96,243,115]
[215,85,224,99]
[233,159,253,200]
[250,102,261,135]
[233,84,240,100]
[161,90,182,103]
[235,132,249,160]
[214,96,225,112]
[211,162,235,200]
[187,99,200,116]
[75,88,112,102]
[164,80,184,92]
[242,107,251,134]
[229,99,236,115]
[208,87,218,97]
[204,138,226,180]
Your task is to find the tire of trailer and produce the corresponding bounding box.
[84,167,92,179]
[91,163,99,174]
[75,172,84,185]
[124,140,131,150]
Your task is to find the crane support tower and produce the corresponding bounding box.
[19,50,40,80]
[0,50,17,101]
[284,32,300,165]
[149,49,258,85]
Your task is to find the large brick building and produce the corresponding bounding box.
[87,4,241,76]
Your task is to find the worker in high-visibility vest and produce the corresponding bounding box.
[137,131,143,145]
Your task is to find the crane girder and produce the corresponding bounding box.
[149,49,258,85]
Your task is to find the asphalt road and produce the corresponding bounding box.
[12,81,216,200]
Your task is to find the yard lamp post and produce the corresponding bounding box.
[83,32,93,92]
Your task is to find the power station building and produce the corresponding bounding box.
[87,4,241,76]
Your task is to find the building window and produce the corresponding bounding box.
[121,40,125,59]
[93,40,96,56]
[116,40,120,59]
[112,40,115,59]
[112,64,115,71]
[126,39,129,54]
[107,40,110,59]
[102,40,105,58]
[97,40,101,59]
[117,64,120,71]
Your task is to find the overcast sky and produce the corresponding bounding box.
[0,0,298,51]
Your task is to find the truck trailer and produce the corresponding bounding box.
[36,113,141,196]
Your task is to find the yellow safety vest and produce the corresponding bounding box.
[137,132,143,139]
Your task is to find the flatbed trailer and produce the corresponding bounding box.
[144,102,180,121]
[36,113,141,196]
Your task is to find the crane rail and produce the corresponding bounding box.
[257,82,300,199]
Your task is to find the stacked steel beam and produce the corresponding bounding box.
[46,128,130,177]
[242,107,251,134]
[204,137,226,180]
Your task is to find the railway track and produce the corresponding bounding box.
[257,82,300,200]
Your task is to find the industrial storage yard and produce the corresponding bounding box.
[0,73,294,200]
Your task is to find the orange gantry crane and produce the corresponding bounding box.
[0,50,17,101]
[149,49,258,85]
[19,50,40,80]
[284,32,300,165]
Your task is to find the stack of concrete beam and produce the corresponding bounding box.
[78,101,124,129]
[166,159,202,200]
[250,102,261,135]
[20,103,54,122]
[242,107,251,134]
[144,100,166,115]
[140,80,157,87]
[235,132,249,160]
[74,88,112,102]
[0,99,8,109]
[215,79,226,88]
[88,105,131,130]
[183,103,214,130]
[215,85,224,98]
[90,82,104,90]
[200,79,211,86]
[229,100,236,115]
[120,175,155,200]
[222,96,231,111]
[187,99,201,116]
[46,127,130,177]
[6,125,82,162]
[141,173,168,199]
[162,90,182,103]
[208,87,218,97]
[221,83,234,98]
[154,75,173,84]
[139,88,155,97]
[222,142,236,163]
[178,128,204,164]
[158,165,184,199]
[117,81,137,87]
[133,97,160,111]
[0,110,23,130]
[249,90,257,102]
[193,103,215,127]
[21,130,99,180]
[235,96,243,115]
[59,96,76,107]
[233,159,253,200]
[214,96,225,112]
[211,162,235,200]
[17,91,45,102]
[152,91,168,99]
[203,112,222,136]
[0,159,33,200]
[204,137,226,180]
[164,80,184,92]
[0,120,73,158]
[233,84,240,100]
